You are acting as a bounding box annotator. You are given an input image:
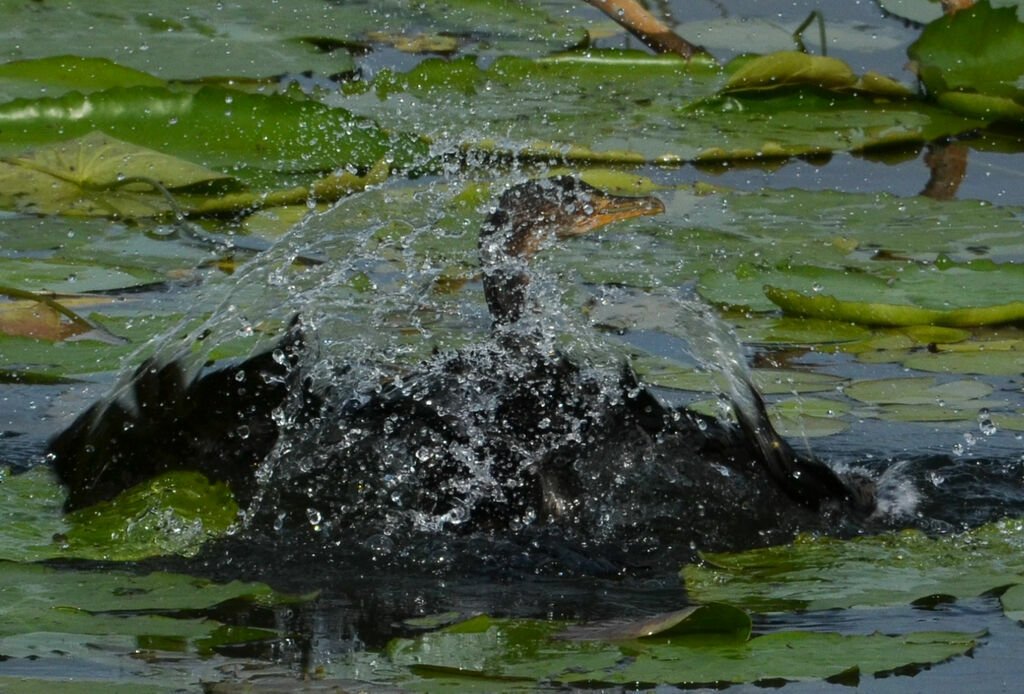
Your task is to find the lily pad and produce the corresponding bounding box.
[0,55,165,101]
[0,86,428,186]
[908,0,1024,121]
[0,131,235,217]
[0,560,278,640]
[559,603,751,642]
[767,286,1024,327]
[683,518,1024,613]
[724,51,859,92]
[845,376,994,405]
[689,396,851,438]
[61,470,239,561]
[333,49,983,166]
[877,0,945,25]
[0,466,69,562]
[633,357,845,395]
[0,0,357,81]
[382,613,979,688]
[700,256,1024,325]
[1002,583,1024,622]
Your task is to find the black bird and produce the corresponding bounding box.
[48,177,874,572]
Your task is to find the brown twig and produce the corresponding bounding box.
[583,0,706,60]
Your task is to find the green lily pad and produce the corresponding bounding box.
[845,376,994,405]
[683,518,1024,613]
[725,51,859,92]
[335,49,983,166]
[559,603,752,642]
[0,86,428,186]
[381,613,979,688]
[731,315,872,344]
[61,470,239,561]
[901,345,1024,376]
[0,131,236,217]
[700,256,1024,325]
[562,630,979,687]
[0,55,165,101]
[0,466,69,562]
[0,0,357,81]
[0,313,182,376]
[876,402,1004,423]
[858,338,1024,376]
[0,677,171,694]
[633,357,845,395]
[0,257,165,294]
[1002,583,1024,622]
[0,560,277,639]
[840,325,971,354]
[768,286,1024,327]
[687,396,850,438]
[909,0,1024,121]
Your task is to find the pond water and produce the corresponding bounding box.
[1,0,1024,691]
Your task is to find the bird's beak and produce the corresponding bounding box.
[559,192,665,238]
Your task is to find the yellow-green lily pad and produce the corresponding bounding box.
[0,131,235,217]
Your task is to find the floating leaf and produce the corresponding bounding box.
[0,0,357,81]
[845,376,994,405]
[724,51,858,92]
[0,86,429,186]
[61,470,239,561]
[335,50,982,166]
[0,466,69,563]
[0,55,165,101]
[901,343,1024,376]
[909,1,1024,121]
[383,613,979,688]
[731,315,871,345]
[0,131,236,217]
[684,518,1024,612]
[767,286,1024,327]
[633,357,845,395]
[698,255,1024,325]
[1002,583,1024,622]
[877,0,944,25]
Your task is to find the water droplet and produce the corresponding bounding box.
[306,508,322,528]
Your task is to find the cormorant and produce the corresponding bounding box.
[48,176,874,572]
